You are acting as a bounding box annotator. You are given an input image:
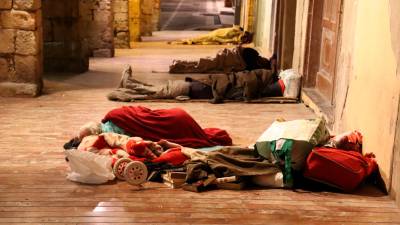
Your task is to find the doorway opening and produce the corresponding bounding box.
[142,0,236,42]
[303,0,342,104]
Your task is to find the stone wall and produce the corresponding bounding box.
[128,0,160,44]
[79,0,114,57]
[152,0,160,31]
[0,0,43,96]
[112,0,129,48]
[42,0,89,73]
[140,0,153,36]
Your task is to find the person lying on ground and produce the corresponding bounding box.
[168,25,253,45]
[64,105,232,149]
[75,132,189,166]
[108,65,285,104]
[169,45,276,74]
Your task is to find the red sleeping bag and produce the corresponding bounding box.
[102,106,232,148]
[303,147,377,192]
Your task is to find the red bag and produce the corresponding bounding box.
[303,147,376,192]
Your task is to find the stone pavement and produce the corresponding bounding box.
[3,45,397,224]
[0,43,315,170]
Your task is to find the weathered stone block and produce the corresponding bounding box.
[141,0,153,14]
[114,12,128,22]
[101,27,114,42]
[93,49,114,58]
[0,0,12,9]
[99,0,112,10]
[113,0,128,13]
[116,32,128,39]
[0,29,15,53]
[14,55,40,83]
[1,10,37,30]
[16,30,39,55]
[0,57,15,82]
[0,81,41,97]
[114,22,129,32]
[13,0,41,11]
[94,10,113,22]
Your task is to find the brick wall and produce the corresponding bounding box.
[0,0,43,96]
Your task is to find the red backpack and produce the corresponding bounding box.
[303,147,377,192]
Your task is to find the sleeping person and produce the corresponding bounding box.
[64,105,233,149]
[169,46,275,74]
[108,65,286,104]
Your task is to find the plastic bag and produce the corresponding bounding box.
[254,118,330,175]
[64,149,115,184]
[279,69,302,98]
[255,118,330,146]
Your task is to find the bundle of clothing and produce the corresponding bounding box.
[63,106,233,185]
[76,133,189,166]
[168,26,252,45]
[169,46,273,74]
[63,112,381,193]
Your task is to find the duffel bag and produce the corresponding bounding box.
[303,147,377,192]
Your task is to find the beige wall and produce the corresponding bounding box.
[334,0,400,188]
[387,0,399,206]
[295,0,400,195]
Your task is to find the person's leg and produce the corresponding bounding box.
[151,80,190,99]
[120,65,153,88]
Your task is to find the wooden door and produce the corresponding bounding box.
[315,0,341,103]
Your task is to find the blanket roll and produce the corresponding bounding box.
[102,106,232,148]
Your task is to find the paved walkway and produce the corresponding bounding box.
[0,45,399,224]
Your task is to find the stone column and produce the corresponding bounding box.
[113,0,130,48]
[152,0,160,31]
[246,0,255,32]
[140,0,153,36]
[0,0,43,96]
[79,0,115,57]
[128,0,141,43]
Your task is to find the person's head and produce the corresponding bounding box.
[78,122,102,140]
[242,48,261,70]
[240,31,253,44]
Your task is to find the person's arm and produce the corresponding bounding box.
[157,139,182,149]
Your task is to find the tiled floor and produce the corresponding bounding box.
[0,45,399,224]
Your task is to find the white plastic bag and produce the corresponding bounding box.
[64,149,115,184]
[255,118,329,146]
[279,69,302,98]
[251,172,284,188]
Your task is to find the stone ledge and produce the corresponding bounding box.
[0,81,41,97]
[301,87,334,132]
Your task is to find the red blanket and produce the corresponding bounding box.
[102,106,232,148]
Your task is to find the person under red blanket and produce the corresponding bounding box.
[78,106,232,148]
[77,133,189,166]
